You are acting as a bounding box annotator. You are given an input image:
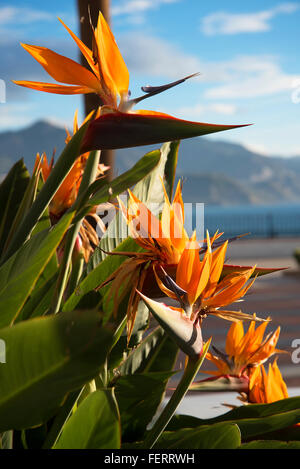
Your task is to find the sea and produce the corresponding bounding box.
[191,203,300,239]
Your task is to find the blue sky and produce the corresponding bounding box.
[1,0,300,156]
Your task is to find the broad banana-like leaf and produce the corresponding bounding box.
[153,422,241,449]
[0,211,74,328]
[2,121,89,263]
[0,309,114,432]
[0,159,30,257]
[138,292,203,359]
[133,140,180,209]
[81,111,248,152]
[54,389,120,449]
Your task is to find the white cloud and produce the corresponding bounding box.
[120,33,201,78]
[201,3,299,35]
[0,6,54,26]
[44,116,73,130]
[210,103,238,115]
[243,142,270,155]
[0,103,37,129]
[175,102,238,119]
[112,0,180,22]
[121,33,300,102]
[204,55,300,100]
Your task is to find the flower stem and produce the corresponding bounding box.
[67,253,84,298]
[50,150,100,314]
[143,338,211,449]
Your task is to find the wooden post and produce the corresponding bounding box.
[77,0,114,180]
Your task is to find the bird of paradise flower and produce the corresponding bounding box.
[13,12,248,152]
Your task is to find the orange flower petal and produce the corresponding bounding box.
[20,43,101,91]
[204,240,228,298]
[57,17,99,78]
[176,232,200,299]
[272,360,289,399]
[204,267,256,308]
[153,266,178,301]
[194,242,212,301]
[225,321,244,358]
[96,13,129,98]
[12,80,94,95]
[206,352,230,375]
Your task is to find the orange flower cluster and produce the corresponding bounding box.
[116,182,289,406]
[101,180,267,343]
[34,111,108,262]
[203,319,288,404]
[248,360,289,404]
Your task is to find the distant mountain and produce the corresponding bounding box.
[177,173,255,205]
[0,120,67,176]
[1,120,300,205]
[116,136,300,205]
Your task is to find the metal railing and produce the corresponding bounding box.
[204,210,300,238]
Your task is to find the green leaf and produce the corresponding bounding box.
[2,122,89,262]
[240,440,300,449]
[143,340,211,449]
[116,327,166,376]
[63,237,141,312]
[210,396,300,421]
[154,422,241,449]
[256,425,300,442]
[88,141,176,270]
[163,141,180,199]
[0,159,30,256]
[234,409,300,440]
[0,211,73,327]
[18,273,58,321]
[49,150,103,316]
[30,206,58,290]
[42,390,83,449]
[74,149,161,220]
[0,431,13,449]
[116,327,178,377]
[115,371,174,442]
[167,397,300,441]
[133,141,180,209]
[17,207,59,322]
[106,299,150,375]
[0,309,114,432]
[54,389,120,449]
[166,414,203,431]
[107,301,150,382]
[22,425,47,449]
[3,161,42,258]
[61,149,161,311]
[74,142,176,315]
[144,330,179,374]
[81,111,247,151]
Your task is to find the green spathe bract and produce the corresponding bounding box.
[81,111,249,151]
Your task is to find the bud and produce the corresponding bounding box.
[138,292,203,360]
